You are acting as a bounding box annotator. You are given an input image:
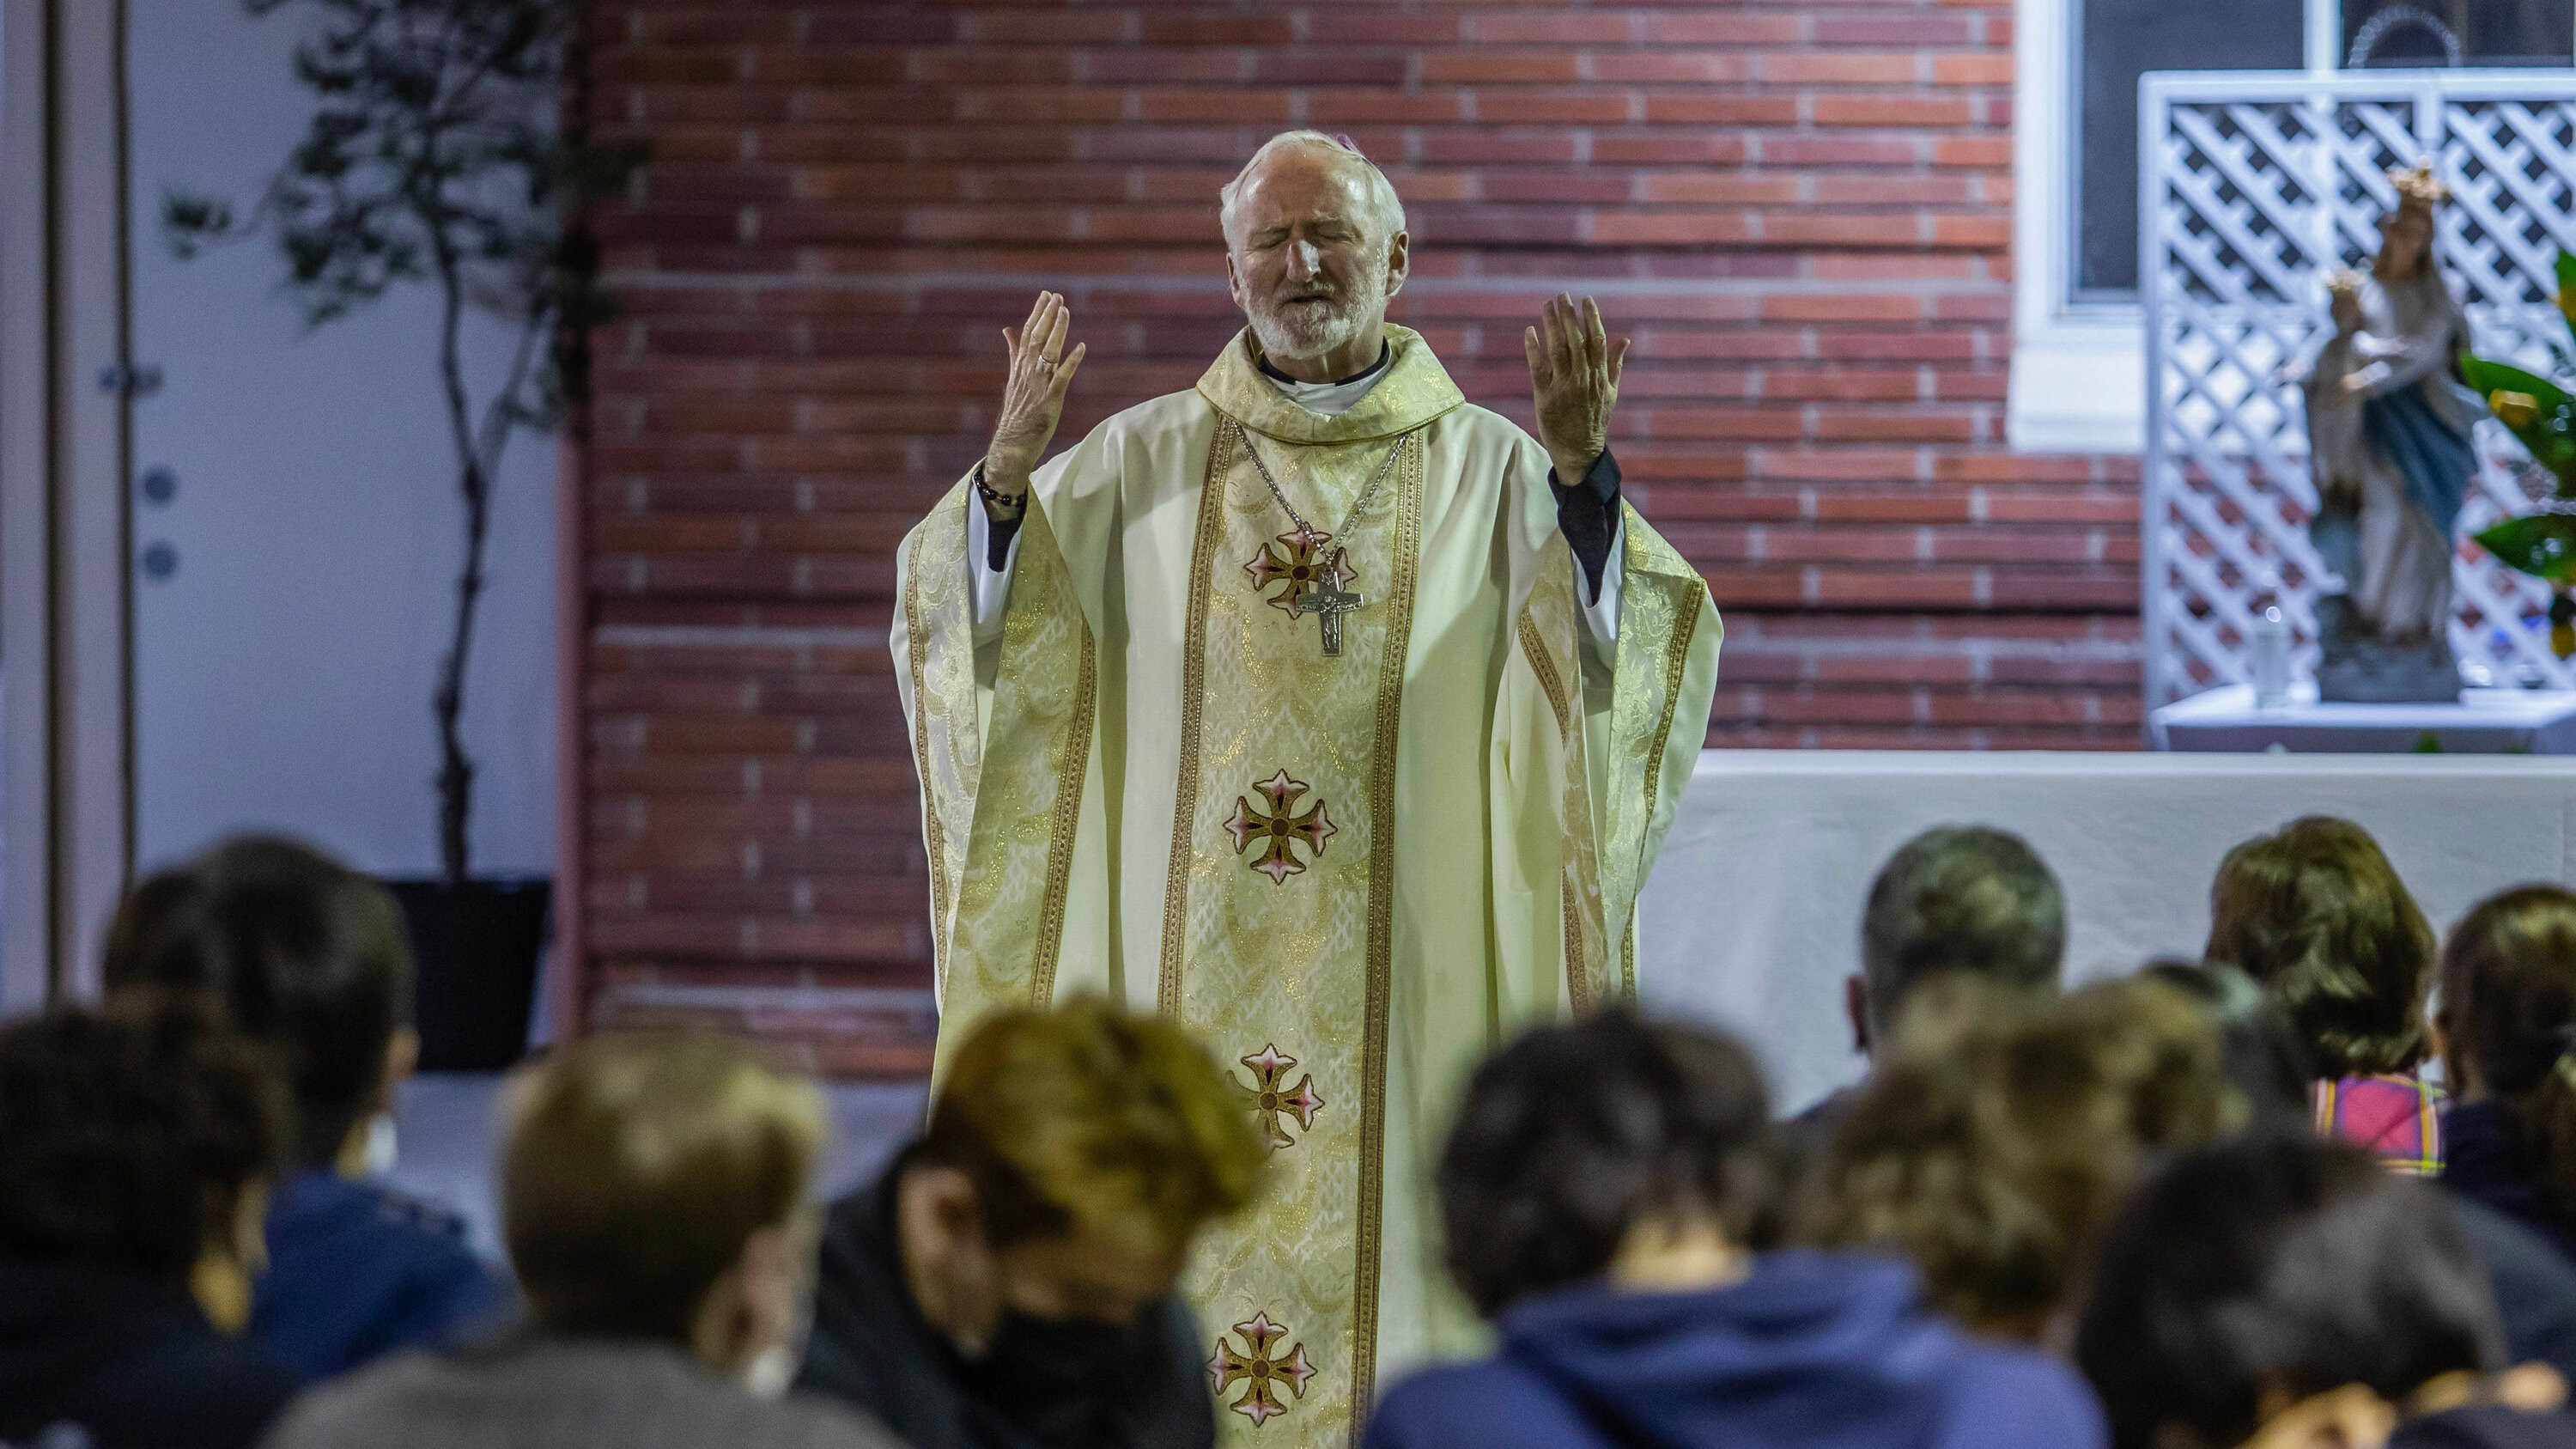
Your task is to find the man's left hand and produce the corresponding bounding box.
[1526,294,1630,483]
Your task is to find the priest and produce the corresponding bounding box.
[891,129,1721,1447]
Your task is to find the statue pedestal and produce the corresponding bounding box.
[2315,637,2462,703]
[2152,685,2576,753]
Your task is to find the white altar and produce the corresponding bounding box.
[1636,751,2576,1114]
[2152,685,2576,754]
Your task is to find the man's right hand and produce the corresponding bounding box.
[983,291,1087,502]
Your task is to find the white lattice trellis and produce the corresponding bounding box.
[2142,71,2576,706]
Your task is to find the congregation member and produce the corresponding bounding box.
[101,835,510,1379]
[1807,976,2238,1342]
[2077,1132,2576,1449]
[1789,825,2068,1154]
[2138,959,2318,1131]
[2435,885,2576,1259]
[2205,815,2445,1173]
[798,997,1264,1449]
[2152,960,2576,1385]
[1362,1008,2108,1449]
[264,1032,895,1449]
[0,992,295,1449]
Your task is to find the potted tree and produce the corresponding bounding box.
[167,0,639,1067]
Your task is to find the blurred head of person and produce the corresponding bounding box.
[2076,1133,2509,1449]
[0,990,288,1331]
[2140,959,2318,1133]
[897,997,1265,1363]
[1808,977,2239,1343]
[1437,1008,1775,1318]
[1851,825,2067,1056]
[2205,816,2435,1081]
[2437,886,2576,1215]
[103,835,415,1175]
[504,1032,827,1396]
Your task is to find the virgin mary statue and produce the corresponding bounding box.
[2301,163,2485,701]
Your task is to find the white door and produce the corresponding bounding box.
[124,0,558,881]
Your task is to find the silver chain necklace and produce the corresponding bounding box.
[1233,421,1413,542]
[1231,421,1417,657]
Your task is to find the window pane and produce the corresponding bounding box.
[2343,0,2573,67]
[2075,0,2304,297]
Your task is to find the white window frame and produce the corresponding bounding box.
[2008,0,2344,453]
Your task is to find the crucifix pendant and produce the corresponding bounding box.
[1296,581,1365,656]
[1247,534,1368,656]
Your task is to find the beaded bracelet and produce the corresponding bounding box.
[972,463,1028,514]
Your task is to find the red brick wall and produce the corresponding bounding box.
[577,0,2139,1068]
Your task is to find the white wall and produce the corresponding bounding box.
[125,0,556,880]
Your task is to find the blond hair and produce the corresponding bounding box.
[503,1032,826,1341]
[922,998,1264,1261]
[1809,977,2239,1338]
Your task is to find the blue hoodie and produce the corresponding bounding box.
[251,1170,514,1382]
[1364,1252,2105,1449]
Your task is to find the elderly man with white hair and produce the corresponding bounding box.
[890,130,1721,1447]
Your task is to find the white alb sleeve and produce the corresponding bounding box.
[966,500,1023,631]
[1579,514,1624,658]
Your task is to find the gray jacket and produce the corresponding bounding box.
[262,1332,902,1449]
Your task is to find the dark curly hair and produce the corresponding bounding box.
[2205,816,2434,1079]
[2076,1132,2498,1449]
[1437,1008,1774,1318]
[104,835,411,1167]
[0,991,288,1275]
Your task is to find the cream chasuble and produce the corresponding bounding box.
[891,325,1721,1448]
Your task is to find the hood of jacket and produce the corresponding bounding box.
[1496,1251,2008,1449]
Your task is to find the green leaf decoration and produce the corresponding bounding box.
[2559,250,2576,347]
[2474,513,2576,585]
[2463,356,2573,417]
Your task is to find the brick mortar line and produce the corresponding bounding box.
[595,982,934,1012]
[1720,635,2142,659]
[599,271,2005,298]
[595,624,892,648]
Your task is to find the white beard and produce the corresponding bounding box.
[1247,267,1389,369]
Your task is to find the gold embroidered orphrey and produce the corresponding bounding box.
[1225,770,1336,885]
[1236,420,1412,656]
[1209,1312,1318,1428]
[1238,1043,1326,1151]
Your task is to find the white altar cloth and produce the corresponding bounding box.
[2152,684,2576,754]
[1637,751,2576,1114]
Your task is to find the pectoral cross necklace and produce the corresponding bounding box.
[1234,421,1415,657]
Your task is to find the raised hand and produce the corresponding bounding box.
[984,291,1087,500]
[1525,294,1630,484]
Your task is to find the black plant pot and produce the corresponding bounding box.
[387,876,552,1072]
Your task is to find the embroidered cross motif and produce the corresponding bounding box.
[1237,1044,1324,1151]
[1224,770,1335,885]
[1208,1312,1316,1427]
[1244,526,1365,656]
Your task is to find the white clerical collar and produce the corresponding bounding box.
[1256,341,1392,417]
